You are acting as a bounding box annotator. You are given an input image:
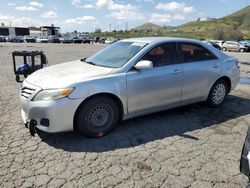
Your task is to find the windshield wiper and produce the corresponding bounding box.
[80,58,96,66]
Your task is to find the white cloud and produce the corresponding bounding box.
[16,6,38,11]
[29,1,44,8]
[96,0,109,8]
[7,3,16,6]
[109,10,144,20]
[96,0,144,20]
[149,13,171,23]
[41,11,58,18]
[136,0,155,3]
[82,4,94,8]
[155,2,195,14]
[149,13,186,24]
[0,13,42,27]
[15,1,44,11]
[97,0,135,10]
[72,0,81,5]
[65,16,96,24]
[71,0,94,8]
[173,14,185,20]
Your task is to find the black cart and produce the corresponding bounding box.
[12,51,48,82]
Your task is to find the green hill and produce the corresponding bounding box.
[134,22,162,31]
[99,6,250,39]
[176,6,250,39]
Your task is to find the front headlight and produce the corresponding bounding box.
[33,88,74,101]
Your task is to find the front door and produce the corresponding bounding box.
[126,42,183,114]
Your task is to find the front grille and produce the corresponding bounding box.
[21,87,36,99]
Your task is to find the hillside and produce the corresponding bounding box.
[101,6,250,39]
[177,6,250,38]
[134,22,162,31]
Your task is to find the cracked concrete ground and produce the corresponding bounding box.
[0,43,250,188]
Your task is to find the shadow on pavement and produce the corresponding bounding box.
[38,95,250,152]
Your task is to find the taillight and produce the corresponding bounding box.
[235,61,240,68]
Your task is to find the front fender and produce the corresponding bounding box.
[68,73,128,115]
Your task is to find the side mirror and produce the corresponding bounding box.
[134,60,153,70]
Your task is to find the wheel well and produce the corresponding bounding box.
[73,93,124,131]
[216,76,231,93]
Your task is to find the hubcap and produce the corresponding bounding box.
[87,104,113,129]
[212,84,226,104]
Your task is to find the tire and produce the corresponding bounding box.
[76,97,119,138]
[207,80,228,107]
[15,75,20,82]
[240,48,245,53]
[222,47,227,51]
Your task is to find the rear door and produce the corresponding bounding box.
[178,42,221,102]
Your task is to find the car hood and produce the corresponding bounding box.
[26,60,114,89]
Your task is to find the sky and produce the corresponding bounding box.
[0,0,249,33]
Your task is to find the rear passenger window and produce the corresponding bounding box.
[142,43,178,67]
[180,43,217,63]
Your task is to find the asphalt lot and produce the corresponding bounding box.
[0,43,250,188]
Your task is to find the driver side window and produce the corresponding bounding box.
[141,43,178,67]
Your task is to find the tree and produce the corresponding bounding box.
[212,29,224,40]
[94,28,102,33]
[212,28,243,40]
[224,29,243,40]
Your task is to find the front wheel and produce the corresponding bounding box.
[15,75,20,82]
[207,80,228,107]
[239,48,245,53]
[222,47,227,51]
[76,97,119,138]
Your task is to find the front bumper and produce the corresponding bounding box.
[20,81,82,133]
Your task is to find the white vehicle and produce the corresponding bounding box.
[36,36,48,43]
[211,40,225,48]
[20,37,240,137]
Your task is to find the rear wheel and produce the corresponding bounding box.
[222,47,227,51]
[207,80,228,107]
[76,97,119,138]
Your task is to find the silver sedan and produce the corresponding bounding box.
[20,37,240,137]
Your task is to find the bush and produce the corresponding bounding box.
[212,28,243,40]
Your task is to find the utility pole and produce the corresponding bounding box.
[125,22,128,31]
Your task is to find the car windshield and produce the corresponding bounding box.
[86,41,148,68]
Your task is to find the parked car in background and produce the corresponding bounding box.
[0,35,6,42]
[20,37,240,137]
[202,41,221,50]
[239,41,250,52]
[105,38,115,44]
[72,36,82,44]
[222,41,248,52]
[212,40,225,48]
[98,37,106,43]
[23,35,36,43]
[7,36,24,43]
[48,36,60,43]
[60,36,73,43]
[82,38,91,44]
[36,36,48,43]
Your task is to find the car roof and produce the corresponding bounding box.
[121,37,203,44]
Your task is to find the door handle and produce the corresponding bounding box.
[172,69,182,75]
[213,64,220,68]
